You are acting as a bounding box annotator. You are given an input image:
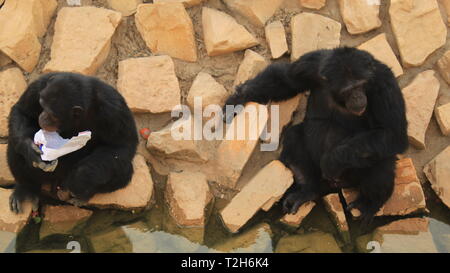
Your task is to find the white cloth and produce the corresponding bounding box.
[33,130,92,161]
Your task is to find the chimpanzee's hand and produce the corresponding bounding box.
[20,139,58,172]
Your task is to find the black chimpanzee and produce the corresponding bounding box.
[223,47,408,224]
[7,72,138,213]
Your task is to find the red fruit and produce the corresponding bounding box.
[139,128,151,139]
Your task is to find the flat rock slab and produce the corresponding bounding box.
[435,103,450,136]
[202,7,259,57]
[153,0,205,7]
[401,70,440,149]
[43,7,122,75]
[220,160,293,233]
[343,158,426,217]
[389,0,446,67]
[212,223,272,253]
[88,155,153,210]
[107,0,142,16]
[275,232,342,253]
[280,201,315,228]
[357,33,403,77]
[165,171,212,227]
[290,12,341,61]
[0,231,16,253]
[299,0,326,10]
[0,188,32,233]
[424,146,450,210]
[223,0,284,26]
[135,3,197,62]
[322,193,350,243]
[437,50,450,85]
[215,102,268,188]
[0,68,27,137]
[234,49,268,87]
[442,0,450,25]
[187,72,228,111]
[40,205,93,239]
[0,144,14,187]
[265,21,288,59]
[117,56,181,114]
[338,0,381,34]
[0,0,57,72]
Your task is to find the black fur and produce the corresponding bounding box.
[7,72,138,213]
[224,47,408,224]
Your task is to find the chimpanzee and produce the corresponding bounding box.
[223,47,408,224]
[7,72,138,213]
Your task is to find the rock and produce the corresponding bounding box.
[215,102,268,188]
[0,144,14,187]
[338,0,381,35]
[39,205,93,239]
[223,0,284,26]
[0,0,57,72]
[0,68,27,137]
[275,232,342,253]
[220,160,293,233]
[0,188,32,233]
[152,0,205,7]
[442,0,450,25]
[88,155,153,210]
[357,33,403,77]
[43,7,122,75]
[268,94,302,135]
[389,0,446,67]
[146,117,209,162]
[202,7,259,57]
[165,171,212,227]
[0,231,16,253]
[424,146,450,209]
[322,193,350,243]
[436,103,450,136]
[212,223,273,253]
[401,70,440,149]
[187,72,228,111]
[299,0,326,10]
[437,50,450,85]
[135,3,197,62]
[234,49,269,87]
[280,201,315,228]
[0,53,12,67]
[290,12,341,61]
[117,56,181,113]
[357,218,437,253]
[90,227,133,253]
[107,0,142,16]
[343,158,426,217]
[265,21,288,59]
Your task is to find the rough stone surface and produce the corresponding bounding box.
[135,3,197,62]
[0,0,57,72]
[389,0,447,67]
[280,201,315,227]
[322,193,350,243]
[343,158,426,217]
[220,160,293,233]
[265,21,288,59]
[215,103,268,188]
[153,0,205,7]
[43,7,122,75]
[270,95,302,134]
[0,144,14,187]
[0,53,12,67]
[234,49,268,87]
[299,0,326,10]
[187,72,229,111]
[437,50,450,85]
[0,68,27,137]
[338,0,381,34]
[424,146,450,209]
[435,103,450,136]
[0,231,16,253]
[40,205,93,239]
[117,56,181,113]
[88,155,153,210]
[107,0,142,16]
[202,7,259,57]
[402,70,440,149]
[0,188,32,233]
[213,223,272,253]
[275,232,342,253]
[290,12,341,61]
[223,0,284,26]
[442,0,450,25]
[165,171,212,227]
[357,33,403,77]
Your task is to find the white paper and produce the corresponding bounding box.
[34,130,92,161]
